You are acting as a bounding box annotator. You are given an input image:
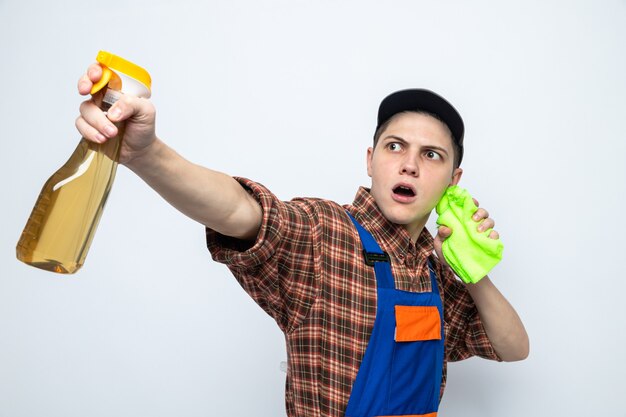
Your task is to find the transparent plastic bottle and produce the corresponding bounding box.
[16,51,152,274]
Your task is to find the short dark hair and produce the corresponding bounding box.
[372,110,462,169]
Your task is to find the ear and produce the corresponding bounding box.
[450,167,463,185]
[366,147,374,178]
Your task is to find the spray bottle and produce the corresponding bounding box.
[16,51,152,274]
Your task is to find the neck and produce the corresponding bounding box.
[404,217,428,244]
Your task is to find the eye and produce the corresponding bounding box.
[425,150,442,160]
[387,142,403,152]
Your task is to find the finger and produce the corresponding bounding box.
[106,94,155,124]
[473,197,480,207]
[106,100,127,123]
[437,226,452,239]
[488,230,500,240]
[477,218,495,233]
[77,64,103,96]
[77,73,92,96]
[472,207,489,221]
[79,99,118,138]
[75,115,107,144]
[87,63,102,83]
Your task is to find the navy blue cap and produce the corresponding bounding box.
[377,89,464,164]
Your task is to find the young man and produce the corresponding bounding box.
[77,64,529,417]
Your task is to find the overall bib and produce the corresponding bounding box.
[345,213,444,417]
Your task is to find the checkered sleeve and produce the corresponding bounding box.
[206,177,320,334]
[438,262,502,362]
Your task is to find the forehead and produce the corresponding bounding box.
[380,112,454,148]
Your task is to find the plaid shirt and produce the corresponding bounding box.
[206,178,500,417]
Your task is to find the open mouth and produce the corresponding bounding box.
[393,184,416,198]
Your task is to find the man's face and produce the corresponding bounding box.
[367,112,463,238]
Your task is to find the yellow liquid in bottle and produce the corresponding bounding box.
[16,89,124,274]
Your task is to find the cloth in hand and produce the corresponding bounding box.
[435,185,504,284]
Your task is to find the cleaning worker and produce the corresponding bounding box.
[76,59,529,416]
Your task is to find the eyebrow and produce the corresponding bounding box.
[382,135,450,156]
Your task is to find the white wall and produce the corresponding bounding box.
[1,0,625,416]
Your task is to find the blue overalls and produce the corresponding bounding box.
[345,213,444,417]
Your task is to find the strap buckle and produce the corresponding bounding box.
[363,250,390,266]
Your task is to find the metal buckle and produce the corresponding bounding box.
[363,250,390,266]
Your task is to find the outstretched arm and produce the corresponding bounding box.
[76,63,262,240]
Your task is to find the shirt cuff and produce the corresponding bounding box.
[205,177,282,270]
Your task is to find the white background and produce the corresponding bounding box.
[1,0,625,416]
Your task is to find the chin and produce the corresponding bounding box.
[385,199,436,227]
[381,206,421,226]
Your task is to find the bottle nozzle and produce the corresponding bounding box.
[89,51,151,98]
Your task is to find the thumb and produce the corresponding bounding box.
[107,94,155,125]
[437,226,452,240]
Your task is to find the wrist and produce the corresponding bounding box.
[464,275,493,294]
[125,136,163,174]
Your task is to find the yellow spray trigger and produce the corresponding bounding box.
[90,66,113,95]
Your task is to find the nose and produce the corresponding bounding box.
[400,155,419,176]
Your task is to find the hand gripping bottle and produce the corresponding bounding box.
[16,51,152,274]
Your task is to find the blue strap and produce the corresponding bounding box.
[346,212,395,289]
[345,211,444,416]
